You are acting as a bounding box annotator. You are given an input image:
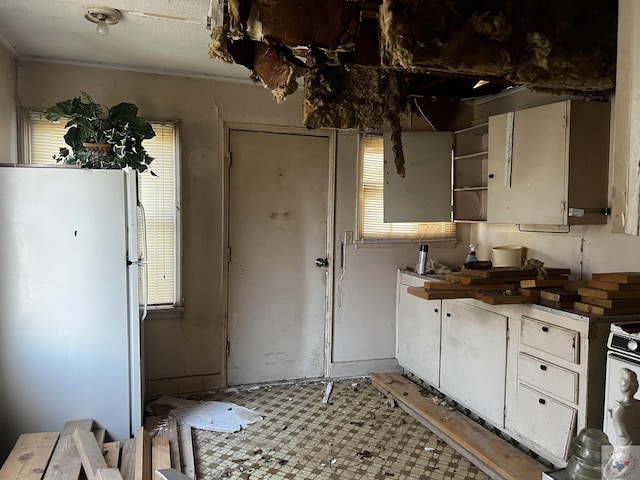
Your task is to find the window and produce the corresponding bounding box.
[358,136,456,242]
[27,113,181,307]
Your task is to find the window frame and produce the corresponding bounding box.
[22,110,183,309]
[356,134,457,246]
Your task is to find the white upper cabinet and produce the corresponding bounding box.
[487,100,610,226]
[383,131,453,223]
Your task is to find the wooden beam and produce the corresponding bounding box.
[120,439,136,480]
[133,427,151,480]
[95,469,124,480]
[73,429,108,480]
[102,442,120,469]
[152,437,171,480]
[43,419,94,480]
[177,425,195,480]
[370,372,545,480]
[0,432,59,480]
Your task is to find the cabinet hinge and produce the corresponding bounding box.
[226,151,232,167]
[226,247,232,263]
[226,340,231,357]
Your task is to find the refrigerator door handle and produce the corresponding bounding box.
[137,200,149,322]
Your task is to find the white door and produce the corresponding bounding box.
[227,130,330,385]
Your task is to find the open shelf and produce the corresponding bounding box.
[453,123,489,222]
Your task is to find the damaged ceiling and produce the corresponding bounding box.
[209,0,618,174]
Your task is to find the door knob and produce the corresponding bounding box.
[315,257,329,267]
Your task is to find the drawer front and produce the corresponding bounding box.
[507,383,577,460]
[518,352,578,404]
[520,316,580,363]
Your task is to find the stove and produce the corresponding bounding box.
[603,322,640,443]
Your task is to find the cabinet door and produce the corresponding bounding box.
[384,131,453,222]
[487,102,569,225]
[396,285,442,387]
[440,300,507,427]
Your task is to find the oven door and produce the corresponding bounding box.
[604,352,640,444]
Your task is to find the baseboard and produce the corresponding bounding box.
[145,374,221,398]
[328,358,402,378]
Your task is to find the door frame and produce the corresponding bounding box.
[221,122,337,386]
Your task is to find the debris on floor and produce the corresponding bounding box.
[191,378,490,479]
[321,381,333,404]
[148,395,263,433]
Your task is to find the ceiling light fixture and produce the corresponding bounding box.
[85,7,122,37]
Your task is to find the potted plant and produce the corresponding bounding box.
[43,92,156,174]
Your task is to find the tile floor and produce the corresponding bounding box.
[190,378,490,479]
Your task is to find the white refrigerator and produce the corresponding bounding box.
[0,165,146,461]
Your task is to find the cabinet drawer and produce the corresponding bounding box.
[520,316,580,364]
[518,352,578,404]
[507,383,577,460]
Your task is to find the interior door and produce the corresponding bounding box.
[227,130,330,385]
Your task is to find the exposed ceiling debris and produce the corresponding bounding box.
[209,0,617,175]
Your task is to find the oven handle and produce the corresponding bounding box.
[608,351,640,366]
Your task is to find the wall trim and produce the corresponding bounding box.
[146,374,221,398]
[328,358,402,379]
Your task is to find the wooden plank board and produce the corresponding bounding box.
[460,267,538,278]
[102,442,120,469]
[43,419,94,480]
[587,280,640,291]
[470,292,534,305]
[577,287,640,300]
[178,425,195,480]
[540,289,581,302]
[574,302,640,316]
[145,416,181,471]
[425,281,516,291]
[539,299,576,310]
[518,288,541,298]
[407,286,471,300]
[133,427,151,480]
[371,373,545,480]
[520,279,569,288]
[580,296,640,309]
[73,429,108,480]
[95,469,124,480]
[0,432,59,480]
[591,272,640,284]
[120,439,135,480]
[459,275,531,285]
[152,437,172,480]
[93,430,106,447]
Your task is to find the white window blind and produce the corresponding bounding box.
[359,136,456,242]
[28,114,179,306]
[138,124,178,306]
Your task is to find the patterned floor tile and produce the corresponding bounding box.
[190,379,490,479]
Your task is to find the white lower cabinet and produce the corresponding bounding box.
[396,271,441,387]
[395,271,615,466]
[440,300,507,427]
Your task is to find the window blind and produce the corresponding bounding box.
[139,124,177,306]
[359,136,456,242]
[28,114,179,306]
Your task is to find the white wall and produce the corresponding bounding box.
[330,131,469,376]
[16,60,469,392]
[474,223,640,279]
[0,41,17,163]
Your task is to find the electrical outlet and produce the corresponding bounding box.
[345,231,354,245]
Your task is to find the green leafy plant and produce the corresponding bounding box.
[44,92,156,174]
